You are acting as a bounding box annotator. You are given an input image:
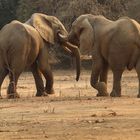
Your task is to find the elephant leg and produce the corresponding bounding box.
[40,64,54,95]
[100,63,108,84]
[99,63,109,96]
[7,58,25,98]
[110,69,124,97]
[7,70,21,99]
[90,59,108,96]
[0,68,8,98]
[31,63,46,96]
[38,47,54,95]
[135,59,140,98]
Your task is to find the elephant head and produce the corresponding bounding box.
[59,14,94,56]
[26,13,80,81]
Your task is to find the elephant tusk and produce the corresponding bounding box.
[58,33,68,42]
[80,55,92,60]
[58,33,79,49]
[63,41,79,50]
[62,45,73,55]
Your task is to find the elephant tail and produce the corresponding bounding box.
[3,50,11,72]
[3,51,16,84]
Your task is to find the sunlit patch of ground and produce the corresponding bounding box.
[0,70,140,140]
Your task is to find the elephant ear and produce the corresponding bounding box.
[29,13,55,44]
[79,18,94,55]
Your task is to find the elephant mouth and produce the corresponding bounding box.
[69,35,80,47]
[58,33,80,47]
[58,33,81,81]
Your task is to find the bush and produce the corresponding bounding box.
[0,0,130,68]
[0,0,19,28]
[15,0,129,68]
[16,0,128,29]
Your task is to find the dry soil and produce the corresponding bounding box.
[0,70,140,140]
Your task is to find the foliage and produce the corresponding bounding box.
[0,0,131,68]
[16,0,48,22]
[16,0,128,29]
[0,0,19,28]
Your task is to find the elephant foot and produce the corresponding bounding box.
[137,94,140,98]
[95,82,108,97]
[96,92,109,97]
[7,93,20,99]
[46,88,55,95]
[110,90,121,97]
[36,91,48,97]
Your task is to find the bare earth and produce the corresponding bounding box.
[0,70,140,140]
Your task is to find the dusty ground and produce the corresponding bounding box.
[0,70,140,140]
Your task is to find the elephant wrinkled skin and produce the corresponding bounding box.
[0,13,80,99]
[61,14,140,97]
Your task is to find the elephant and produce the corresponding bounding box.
[59,14,140,98]
[0,13,80,99]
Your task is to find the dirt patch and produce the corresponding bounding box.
[0,70,140,140]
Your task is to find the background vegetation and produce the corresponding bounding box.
[0,0,139,68]
[0,0,130,29]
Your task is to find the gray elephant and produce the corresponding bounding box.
[0,13,80,99]
[59,14,140,97]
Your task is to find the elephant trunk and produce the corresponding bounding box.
[58,33,81,81]
[65,41,81,81]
